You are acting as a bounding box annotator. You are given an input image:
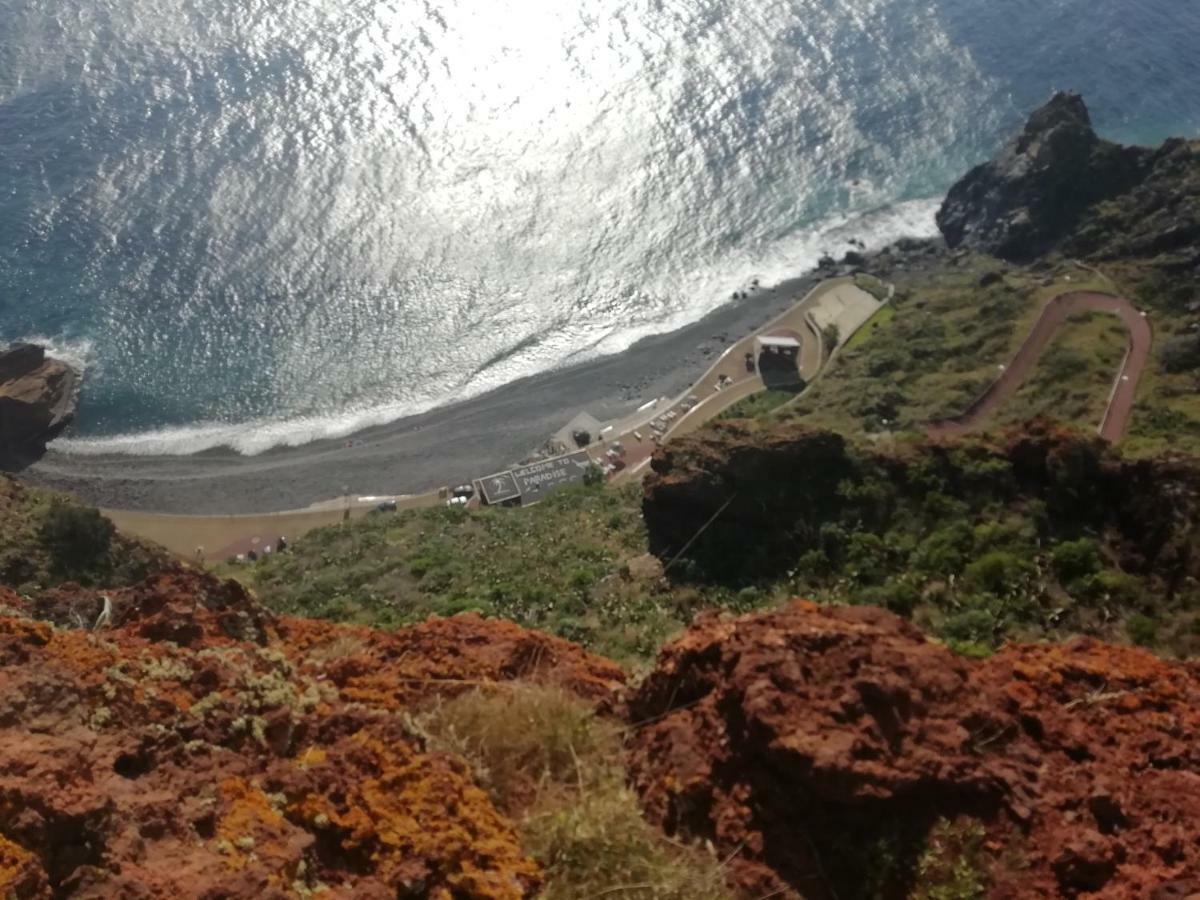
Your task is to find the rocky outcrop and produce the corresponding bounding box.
[936,92,1151,260]
[0,569,626,898]
[642,419,1200,596]
[643,422,855,582]
[0,344,81,467]
[626,601,1200,898]
[1066,134,1200,272]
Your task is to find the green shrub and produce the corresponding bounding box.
[922,492,970,524]
[1051,538,1101,582]
[946,640,994,660]
[963,552,1034,597]
[939,607,997,645]
[797,548,832,579]
[1160,332,1200,373]
[846,532,887,585]
[1079,569,1142,606]
[912,524,973,577]
[823,323,841,355]
[857,579,921,616]
[912,818,988,900]
[39,502,115,573]
[971,521,1033,556]
[1126,614,1159,647]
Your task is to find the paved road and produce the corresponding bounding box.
[928,292,1151,443]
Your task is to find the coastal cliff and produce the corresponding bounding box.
[936,91,1199,268]
[0,344,80,468]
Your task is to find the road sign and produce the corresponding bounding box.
[479,471,521,505]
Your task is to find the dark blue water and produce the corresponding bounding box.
[1,0,1197,455]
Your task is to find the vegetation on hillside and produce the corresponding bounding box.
[770,251,1199,461]
[643,422,1200,660]
[0,475,167,593]
[784,254,1117,436]
[236,419,1200,667]
[996,311,1128,427]
[716,389,798,421]
[237,483,751,665]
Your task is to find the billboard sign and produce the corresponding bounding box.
[512,451,594,504]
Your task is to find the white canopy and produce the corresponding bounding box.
[757,335,801,349]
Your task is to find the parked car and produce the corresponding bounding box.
[452,483,475,499]
[376,500,398,513]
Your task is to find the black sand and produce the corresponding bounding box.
[26,272,827,514]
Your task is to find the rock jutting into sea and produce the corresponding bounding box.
[0,344,81,468]
[937,91,1165,261]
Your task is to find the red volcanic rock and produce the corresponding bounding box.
[0,570,626,898]
[275,610,627,709]
[626,601,1200,899]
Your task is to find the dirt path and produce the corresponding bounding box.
[928,292,1152,443]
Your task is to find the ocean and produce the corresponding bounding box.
[1,0,1198,456]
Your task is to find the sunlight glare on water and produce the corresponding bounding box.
[0,0,1197,454]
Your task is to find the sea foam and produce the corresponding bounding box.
[54,198,939,458]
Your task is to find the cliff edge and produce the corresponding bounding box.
[0,344,81,468]
[936,91,1199,265]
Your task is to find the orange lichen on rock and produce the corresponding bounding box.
[287,730,541,898]
[0,569,623,897]
[0,833,49,899]
[214,776,305,879]
[626,600,1200,899]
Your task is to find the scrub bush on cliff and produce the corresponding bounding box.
[39,502,114,574]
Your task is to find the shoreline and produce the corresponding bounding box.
[25,265,852,515]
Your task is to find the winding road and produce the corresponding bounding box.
[928,291,1152,443]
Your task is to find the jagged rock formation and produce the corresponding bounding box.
[626,600,1200,898]
[0,569,625,898]
[935,91,1200,263]
[0,344,81,468]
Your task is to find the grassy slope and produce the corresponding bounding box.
[997,311,1128,428]
[783,254,1118,436]
[235,483,745,666]
[783,252,1200,460]
[1123,265,1200,455]
[0,475,169,593]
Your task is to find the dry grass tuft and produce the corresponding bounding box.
[421,682,731,900]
